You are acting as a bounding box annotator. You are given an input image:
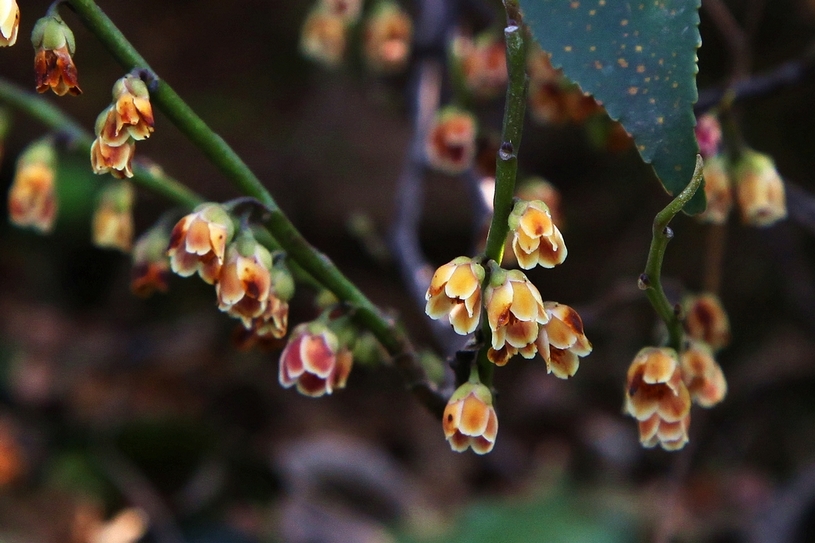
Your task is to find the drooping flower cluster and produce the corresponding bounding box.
[32,12,82,96]
[0,0,19,47]
[91,74,155,179]
[7,138,57,233]
[425,107,477,174]
[443,379,498,454]
[92,180,135,252]
[168,203,235,284]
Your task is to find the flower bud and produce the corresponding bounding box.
[279,322,353,397]
[92,180,135,252]
[682,293,730,352]
[300,7,347,68]
[695,114,722,159]
[485,267,548,365]
[443,381,498,454]
[216,230,274,327]
[0,0,19,47]
[31,13,81,96]
[734,150,786,227]
[680,341,727,408]
[8,139,58,233]
[508,199,567,269]
[167,203,235,284]
[624,347,692,451]
[131,223,171,297]
[363,1,413,74]
[425,256,485,335]
[425,107,477,175]
[536,301,592,379]
[109,75,155,142]
[697,154,733,224]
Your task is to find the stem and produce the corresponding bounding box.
[641,155,704,352]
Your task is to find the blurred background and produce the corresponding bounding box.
[2,0,815,542]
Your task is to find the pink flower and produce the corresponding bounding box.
[279,323,353,397]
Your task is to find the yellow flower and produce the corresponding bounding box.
[509,199,567,269]
[734,150,786,227]
[425,107,477,175]
[680,341,727,408]
[425,256,485,335]
[536,301,592,379]
[624,347,692,451]
[443,381,498,454]
[90,128,135,179]
[484,267,548,365]
[7,139,57,233]
[167,203,235,284]
[0,0,19,47]
[92,181,135,252]
[31,14,82,96]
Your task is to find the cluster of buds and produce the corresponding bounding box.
[443,375,498,454]
[526,47,603,126]
[279,320,354,397]
[7,138,58,233]
[32,12,81,96]
[452,31,507,100]
[0,0,19,47]
[362,1,413,74]
[425,106,477,174]
[91,74,155,179]
[300,0,362,68]
[92,181,135,252]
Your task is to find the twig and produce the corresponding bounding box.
[702,0,751,82]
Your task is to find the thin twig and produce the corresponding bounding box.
[703,0,751,82]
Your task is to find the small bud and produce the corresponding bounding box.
[425,107,477,175]
[167,203,236,284]
[131,223,171,297]
[683,292,730,352]
[363,1,413,74]
[535,301,592,379]
[508,199,567,270]
[698,154,733,224]
[425,256,485,335]
[443,381,498,454]
[624,347,692,451]
[300,7,347,68]
[485,268,548,365]
[279,322,353,397]
[0,0,19,47]
[8,139,58,233]
[734,150,787,227]
[31,13,82,96]
[680,341,727,408]
[695,114,722,159]
[92,180,135,252]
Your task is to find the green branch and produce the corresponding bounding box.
[641,155,704,351]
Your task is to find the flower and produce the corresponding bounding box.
[443,381,498,454]
[92,181,135,252]
[680,341,727,408]
[31,13,82,96]
[131,224,171,297]
[454,32,507,99]
[300,8,347,68]
[484,267,548,365]
[734,149,787,227]
[698,155,733,224]
[279,322,353,397]
[425,256,485,335]
[216,231,274,327]
[425,107,477,175]
[536,301,592,379]
[624,347,692,451]
[509,199,567,269]
[695,114,722,159]
[682,293,730,351]
[7,139,58,233]
[90,137,135,179]
[0,0,19,47]
[363,1,413,74]
[167,203,235,284]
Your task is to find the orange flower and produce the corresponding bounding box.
[443,381,498,454]
[300,8,347,68]
[7,139,57,233]
[216,232,274,327]
[90,137,135,179]
[31,14,82,96]
[624,347,692,451]
[279,322,353,397]
[680,341,727,408]
[455,32,507,99]
[698,155,733,225]
[683,292,731,352]
[425,107,477,175]
[517,178,564,230]
[734,149,786,227]
[509,199,567,269]
[425,256,485,335]
[167,203,235,284]
[536,301,592,379]
[108,75,155,142]
[0,0,19,47]
[131,224,171,298]
[484,267,548,365]
[363,1,413,74]
[92,181,135,252]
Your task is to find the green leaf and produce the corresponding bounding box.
[520,0,705,213]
